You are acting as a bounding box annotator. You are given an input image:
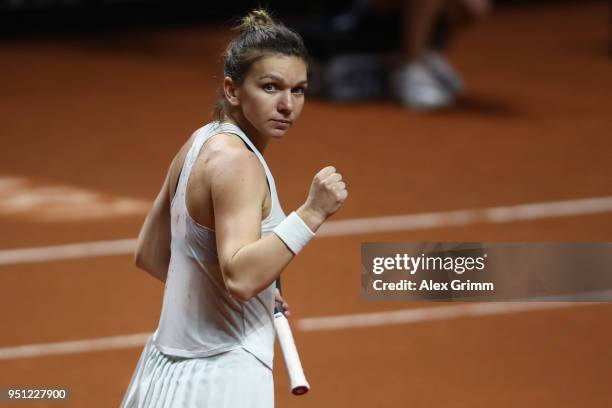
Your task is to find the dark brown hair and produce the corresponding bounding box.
[213,9,309,121]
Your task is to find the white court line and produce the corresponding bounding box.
[0,333,151,360]
[0,239,137,266]
[1,195,612,266]
[297,301,598,331]
[318,195,612,236]
[0,301,600,360]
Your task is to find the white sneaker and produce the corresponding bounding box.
[423,51,465,96]
[392,62,454,110]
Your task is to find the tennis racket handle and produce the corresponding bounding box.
[274,312,310,395]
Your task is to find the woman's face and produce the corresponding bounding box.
[228,54,308,140]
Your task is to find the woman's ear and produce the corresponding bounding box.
[223,77,240,107]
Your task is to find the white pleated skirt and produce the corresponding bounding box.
[120,336,274,408]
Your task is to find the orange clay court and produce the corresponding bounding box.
[0,1,611,407]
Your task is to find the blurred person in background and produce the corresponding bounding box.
[388,0,490,109]
[301,0,490,110]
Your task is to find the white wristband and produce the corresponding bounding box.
[273,212,315,255]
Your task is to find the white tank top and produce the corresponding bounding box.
[153,121,286,369]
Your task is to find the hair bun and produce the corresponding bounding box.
[238,9,275,31]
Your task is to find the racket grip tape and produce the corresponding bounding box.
[274,312,310,395]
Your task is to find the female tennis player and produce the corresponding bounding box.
[119,9,347,408]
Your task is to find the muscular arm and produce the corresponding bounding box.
[135,131,347,294]
[211,148,297,302]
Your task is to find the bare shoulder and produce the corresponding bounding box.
[181,131,268,223]
[201,133,266,184]
[165,130,257,196]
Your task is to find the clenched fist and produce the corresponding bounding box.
[297,166,348,232]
